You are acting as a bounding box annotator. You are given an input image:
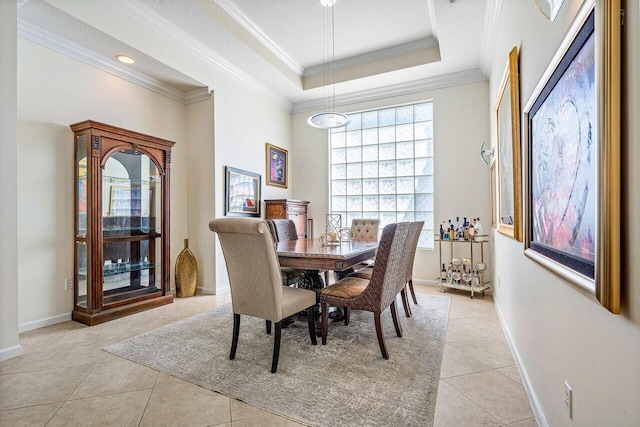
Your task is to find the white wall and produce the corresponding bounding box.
[16,39,189,328]
[0,0,21,361]
[185,96,216,293]
[291,82,491,282]
[490,1,640,425]
[213,72,293,293]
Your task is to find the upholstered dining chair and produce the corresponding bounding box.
[347,221,423,318]
[265,219,305,288]
[320,222,412,359]
[403,221,424,307]
[334,218,381,282]
[270,219,299,242]
[351,218,381,242]
[209,218,317,373]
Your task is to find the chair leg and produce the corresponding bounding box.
[409,279,418,304]
[401,288,412,317]
[266,320,272,334]
[321,302,329,345]
[307,307,317,345]
[374,311,389,360]
[230,313,240,360]
[390,300,403,337]
[271,321,282,373]
[344,307,351,325]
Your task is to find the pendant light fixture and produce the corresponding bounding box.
[307,0,351,129]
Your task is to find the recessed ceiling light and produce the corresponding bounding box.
[320,0,336,7]
[115,55,135,64]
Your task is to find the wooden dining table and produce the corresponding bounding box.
[276,238,378,290]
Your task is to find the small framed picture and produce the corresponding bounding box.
[266,143,288,188]
[225,166,261,217]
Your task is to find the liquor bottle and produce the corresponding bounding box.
[439,223,444,240]
[474,217,484,236]
[449,225,455,240]
[440,264,447,281]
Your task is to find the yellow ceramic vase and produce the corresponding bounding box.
[175,238,197,297]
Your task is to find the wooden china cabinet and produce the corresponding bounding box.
[71,120,174,326]
[264,199,309,238]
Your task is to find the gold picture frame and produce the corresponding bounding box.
[495,46,522,241]
[490,161,497,228]
[523,0,620,313]
[265,143,288,188]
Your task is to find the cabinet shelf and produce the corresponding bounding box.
[101,261,158,277]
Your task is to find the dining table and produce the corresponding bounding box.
[276,237,378,291]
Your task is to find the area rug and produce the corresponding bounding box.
[105,294,450,426]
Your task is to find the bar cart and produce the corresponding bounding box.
[437,235,491,299]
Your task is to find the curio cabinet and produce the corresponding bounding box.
[71,120,174,325]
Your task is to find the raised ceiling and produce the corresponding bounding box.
[17,0,499,112]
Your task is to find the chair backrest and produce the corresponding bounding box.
[357,222,411,311]
[209,218,284,322]
[350,218,380,242]
[265,219,279,244]
[403,221,424,284]
[270,219,299,242]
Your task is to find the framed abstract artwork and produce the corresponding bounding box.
[495,46,522,241]
[523,0,621,313]
[266,143,288,188]
[225,166,261,217]
[490,161,497,229]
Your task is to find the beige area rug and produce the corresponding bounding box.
[105,294,450,427]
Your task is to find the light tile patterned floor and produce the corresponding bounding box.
[0,285,537,426]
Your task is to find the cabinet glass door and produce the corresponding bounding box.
[102,150,162,306]
[75,134,88,308]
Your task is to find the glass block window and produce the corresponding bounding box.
[329,101,434,249]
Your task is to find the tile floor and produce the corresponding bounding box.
[0,284,537,426]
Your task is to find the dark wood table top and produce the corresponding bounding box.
[276,238,377,272]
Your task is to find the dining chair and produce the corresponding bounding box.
[265,219,305,288]
[334,218,381,282]
[320,222,411,359]
[209,218,317,373]
[270,218,299,242]
[347,221,423,318]
[403,221,424,307]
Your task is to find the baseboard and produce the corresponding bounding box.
[494,296,549,427]
[0,344,23,362]
[413,279,440,285]
[197,286,224,295]
[18,312,72,333]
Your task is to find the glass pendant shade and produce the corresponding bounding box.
[307,112,351,129]
[307,0,350,130]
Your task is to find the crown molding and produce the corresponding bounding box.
[303,38,440,77]
[292,69,487,114]
[479,0,503,76]
[17,19,208,105]
[214,0,304,75]
[110,0,293,113]
[185,87,212,104]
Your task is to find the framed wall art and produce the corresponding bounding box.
[225,166,261,217]
[495,46,522,241]
[523,0,620,313]
[490,161,497,228]
[266,143,288,188]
